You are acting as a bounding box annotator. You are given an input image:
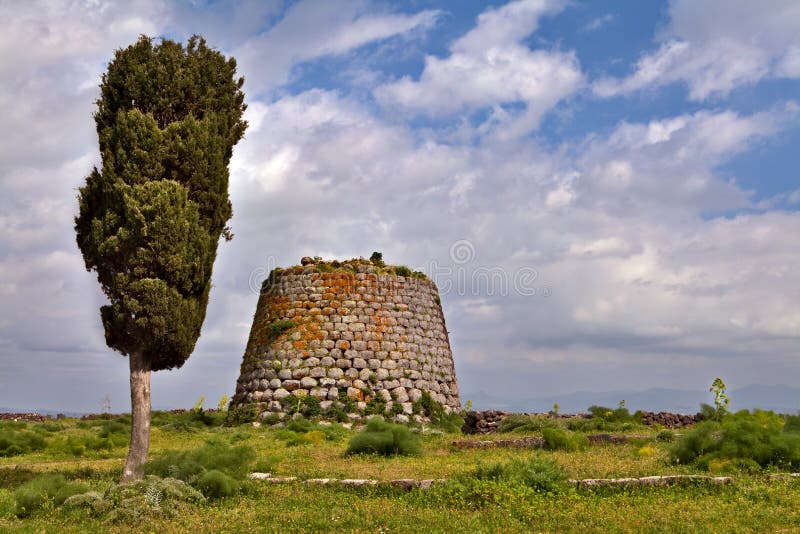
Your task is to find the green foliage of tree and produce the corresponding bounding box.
[74,35,247,482]
[369,251,385,267]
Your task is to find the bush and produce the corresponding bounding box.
[145,439,255,498]
[0,430,47,457]
[267,319,295,339]
[393,265,412,277]
[285,396,322,418]
[497,415,561,434]
[346,417,421,457]
[369,251,385,267]
[414,391,438,417]
[671,410,800,470]
[784,414,800,433]
[12,474,88,517]
[656,430,676,442]
[97,420,129,439]
[411,391,463,433]
[472,456,566,493]
[195,470,238,499]
[428,456,568,507]
[47,431,127,457]
[151,409,225,431]
[274,417,349,446]
[542,428,588,451]
[32,422,65,433]
[100,476,206,522]
[431,411,465,434]
[226,404,258,425]
[587,404,640,423]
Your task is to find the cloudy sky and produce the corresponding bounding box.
[1,0,799,413]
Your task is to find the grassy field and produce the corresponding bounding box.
[1,412,799,533]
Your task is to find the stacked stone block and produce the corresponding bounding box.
[232,260,460,418]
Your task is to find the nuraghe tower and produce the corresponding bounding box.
[232,257,460,419]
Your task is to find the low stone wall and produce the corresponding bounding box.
[462,410,702,434]
[0,412,47,422]
[640,411,701,427]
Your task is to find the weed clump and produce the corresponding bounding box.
[413,391,464,433]
[62,477,206,523]
[275,417,349,446]
[393,265,412,277]
[542,428,588,451]
[497,414,562,434]
[346,417,421,456]
[45,421,129,457]
[423,456,567,508]
[470,456,567,493]
[0,430,47,457]
[151,409,225,431]
[671,409,800,471]
[12,474,88,517]
[145,439,254,498]
[267,319,296,339]
[195,469,238,498]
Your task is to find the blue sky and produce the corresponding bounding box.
[1,0,799,412]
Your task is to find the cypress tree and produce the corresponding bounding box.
[75,35,247,482]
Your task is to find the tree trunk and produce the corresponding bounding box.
[121,351,151,483]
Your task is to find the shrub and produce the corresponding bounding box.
[97,420,129,439]
[429,456,568,506]
[267,319,296,339]
[97,475,206,522]
[275,417,349,446]
[346,417,421,456]
[0,430,47,457]
[226,404,258,425]
[785,414,800,433]
[196,470,238,499]
[393,265,412,277]
[47,429,128,457]
[587,404,640,423]
[671,410,800,470]
[0,489,13,519]
[542,428,588,451]
[365,397,387,415]
[431,411,465,434]
[411,391,463,433]
[497,415,561,434]
[145,439,255,497]
[415,391,437,417]
[252,454,282,474]
[369,251,385,267]
[12,474,88,517]
[151,409,225,431]
[32,422,65,433]
[656,430,675,442]
[286,395,322,417]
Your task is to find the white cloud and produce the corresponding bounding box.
[1,0,799,410]
[594,0,800,100]
[375,0,582,136]
[583,14,615,32]
[234,0,440,93]
[576,109,784,215]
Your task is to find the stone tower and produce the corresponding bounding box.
[232,257,460,419]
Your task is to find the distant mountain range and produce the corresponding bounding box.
[463,384,800,414]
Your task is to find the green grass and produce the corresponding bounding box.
[1,412,799,532]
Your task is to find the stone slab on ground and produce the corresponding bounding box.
[570,475,732,488]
